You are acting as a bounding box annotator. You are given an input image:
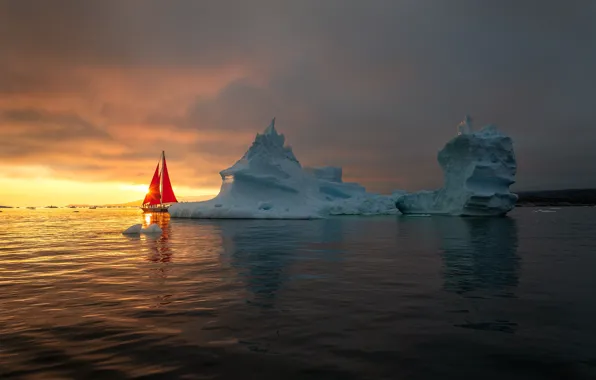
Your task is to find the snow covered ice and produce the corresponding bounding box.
[396,116,518,216]
[141,224,163,235]
[123,223,162,236]
[169,118,399,219]
[122,224,142,235]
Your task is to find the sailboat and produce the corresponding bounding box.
[141,151,178,213]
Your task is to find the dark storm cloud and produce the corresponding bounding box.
[0,109,101,136]
[0,0,280,66]
[0,108,117,174]
[1,0,595,191]
[184,79,278,132]
[0,108,109,148]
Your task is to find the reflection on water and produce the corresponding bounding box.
[2,208,596,379]
[222,221,291,308]
[218,219,345,309]
[143,212,172,264]
[432,217,520,333]
[437,217,519,298]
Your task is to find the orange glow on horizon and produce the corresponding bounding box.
[0,63,255,207]
[0,175,220,207]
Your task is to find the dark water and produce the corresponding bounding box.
[1,208,596,379]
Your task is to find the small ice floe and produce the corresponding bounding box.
[533,209,556,213]
[141,223,162,235]
[122,224,142,235]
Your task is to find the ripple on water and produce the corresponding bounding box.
[2,208,596,379]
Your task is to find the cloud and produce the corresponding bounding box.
[0,0,595,193]
[0,108,113,160]
[1,108,104,137]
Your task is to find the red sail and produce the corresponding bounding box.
[161,155,178,203]
[143,163,161,205]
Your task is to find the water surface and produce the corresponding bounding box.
[1,208,596,379]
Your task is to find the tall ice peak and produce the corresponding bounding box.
[457,114,473,135]
[263,117,277,135]
[221,118,299,179]
[254,117,286,150]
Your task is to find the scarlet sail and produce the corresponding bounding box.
[141,151,178,211]
[160,155,178,203]
[143,164,161,205]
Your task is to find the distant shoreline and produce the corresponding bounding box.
[4,189,596,209]
[516,189,596,207]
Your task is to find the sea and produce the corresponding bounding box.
[1,207,596,379]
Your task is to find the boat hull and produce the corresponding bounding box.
[141,206,169,213]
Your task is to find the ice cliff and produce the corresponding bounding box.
[169,119,399,219]
[396,117,517,216]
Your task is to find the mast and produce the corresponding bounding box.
[160,152,178,204]
[159,150,164,206]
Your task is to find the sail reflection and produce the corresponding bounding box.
[142,212,172,264]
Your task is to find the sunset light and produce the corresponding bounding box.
[119,184,151,194]
[0,176,218,207]
[2,2,595,379]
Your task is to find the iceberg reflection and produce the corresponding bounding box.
[436,217,519,298]
[218,219,345,308]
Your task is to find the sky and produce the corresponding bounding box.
[1,0,595,206]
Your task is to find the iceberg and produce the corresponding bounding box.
[396,116,517,216]
[169,118,399,219]
[303,166,343,183]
